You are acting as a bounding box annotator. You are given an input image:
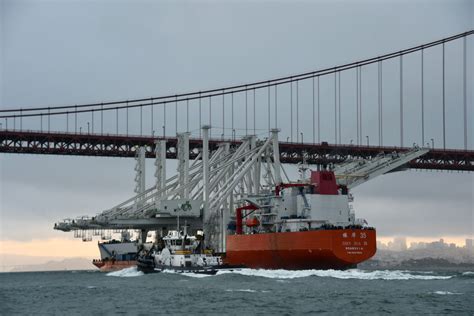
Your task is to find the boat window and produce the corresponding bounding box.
[176,240,182,246]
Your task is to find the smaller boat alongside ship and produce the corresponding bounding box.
[92,231,145,272]
[137,229,238,275]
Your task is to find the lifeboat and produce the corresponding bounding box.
[245,217,260,227]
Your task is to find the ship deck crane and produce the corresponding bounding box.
[54,130,428,250]
[54,128,283,251]
[333,147,430,189]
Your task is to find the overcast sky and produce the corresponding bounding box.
[0,0,473,255]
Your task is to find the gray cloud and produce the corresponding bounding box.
[1,0,473,241]
[352,171,473,237]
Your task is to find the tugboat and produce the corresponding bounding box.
[137,228,234,274]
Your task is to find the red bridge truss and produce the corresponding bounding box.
[0,130,472,171]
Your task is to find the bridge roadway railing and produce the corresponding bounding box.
[0,129,472,171]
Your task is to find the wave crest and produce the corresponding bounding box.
[161,270,213,278]
[433,291,462,295]
[106,267,144,277]
[216,269,453,280]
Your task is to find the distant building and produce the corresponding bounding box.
[418,242,427,249]
[466,239,473,250]
[410,242,427,250]
[377,241,388,250]
[391,237,407,251]
[426,239,448,250]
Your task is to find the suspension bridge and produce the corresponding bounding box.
[1,31,473,171]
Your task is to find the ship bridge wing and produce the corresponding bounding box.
[333,147,429,190]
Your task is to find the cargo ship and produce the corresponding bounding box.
[224,169,376,269]
[56,130,426,273]
[138,168,376,272]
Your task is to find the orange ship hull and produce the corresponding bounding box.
[92,259,137,272]
[225,229,376,270]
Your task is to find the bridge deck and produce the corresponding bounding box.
[1,130,472,171]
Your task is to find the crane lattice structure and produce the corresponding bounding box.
[54,127,429,251]
[55,128,283,250]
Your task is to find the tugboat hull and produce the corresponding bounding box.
[137,256,239,275]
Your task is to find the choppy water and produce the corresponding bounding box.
[1,268,473,315]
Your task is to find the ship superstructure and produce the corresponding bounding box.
[225,169,376,269]
[54,127,428,271]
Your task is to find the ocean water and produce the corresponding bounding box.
[0,268,473,315]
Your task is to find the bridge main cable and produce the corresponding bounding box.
[1,30,472,118]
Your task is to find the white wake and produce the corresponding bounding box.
[161,270,211,278]
[105,267,454,280]
[433,291,463,295]
[216,269,453,280]
[106,267,144,277]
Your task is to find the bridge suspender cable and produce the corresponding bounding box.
[464,36,468,150]
[0,30,472,118]
[421,48,424,147]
